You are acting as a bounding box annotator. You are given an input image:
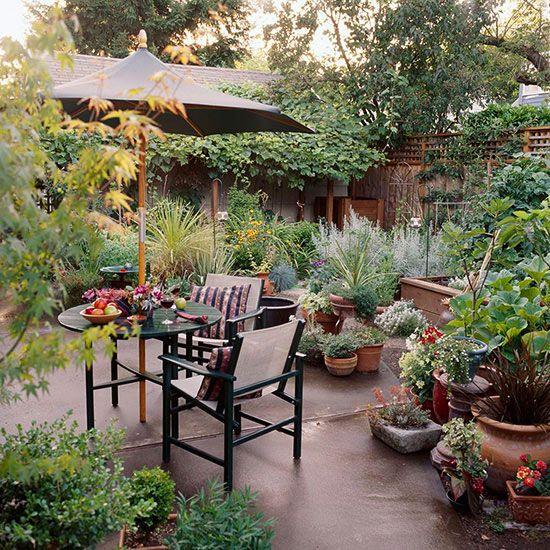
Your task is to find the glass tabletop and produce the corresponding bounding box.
[100,265,139,275]
[58,302,222,339]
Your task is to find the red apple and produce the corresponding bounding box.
[93,299,108,310]
[84,307,95,314]
[92,308,104,315]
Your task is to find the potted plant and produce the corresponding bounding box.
[472,350,550,494]
[432,336,488,384]
[128,283,155,323]
[298,290,338,334]
[440,418,488,516]
[367,386,442,453]
[320,332,359,376]
[399,325,444,417]
[506,454,550,525]
[352,326,387,373]
[297,322,325,366]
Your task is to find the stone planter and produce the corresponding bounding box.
[368,417,442,454]
[324,353,357,376]
[355,343,384,373]
[299,308,338,334]
[472,398,550,494]
[400,277,460,324]
[506,481,550,525]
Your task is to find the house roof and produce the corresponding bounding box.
[512,84,549,107]
[45,53,280,88]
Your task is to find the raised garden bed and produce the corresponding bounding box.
[400,276,461,324]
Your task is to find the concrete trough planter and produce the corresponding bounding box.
[368,418,442,454]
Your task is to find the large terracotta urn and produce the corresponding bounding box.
[329,294,355,333]
[472,399,550,494]
[299,308,338,334]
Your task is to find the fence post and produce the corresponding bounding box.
[522,129,531,154]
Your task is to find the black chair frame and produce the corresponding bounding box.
[160,320,305,492]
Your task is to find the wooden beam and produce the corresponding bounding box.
[326,180,334,224]
[211,178,220,221]
[297,190,305,221]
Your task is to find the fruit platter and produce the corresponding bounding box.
[80,299,122,325]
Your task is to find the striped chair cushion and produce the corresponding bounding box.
[197,346,233,401]
[196,346,262,402]
[190,284,251,339]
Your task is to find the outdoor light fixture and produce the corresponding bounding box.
[409,216,422,229]
[216,211,229,221]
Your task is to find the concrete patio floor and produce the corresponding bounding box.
[0,330,465,549]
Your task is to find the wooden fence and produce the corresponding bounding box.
[387,126,550,165]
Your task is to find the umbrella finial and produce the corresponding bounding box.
[138,29,147,49]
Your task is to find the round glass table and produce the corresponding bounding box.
[58,302,222,429]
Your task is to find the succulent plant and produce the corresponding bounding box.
[268,263,297,292]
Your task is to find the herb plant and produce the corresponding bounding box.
[320,332,359,359]
[368,386,429,429]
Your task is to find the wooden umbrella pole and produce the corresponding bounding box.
[138,135,147,422]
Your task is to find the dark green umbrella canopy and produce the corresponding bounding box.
[51,37,312,136]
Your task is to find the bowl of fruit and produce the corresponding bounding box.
[80,299,122,325]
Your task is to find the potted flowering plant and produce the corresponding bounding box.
[367,386,442,454]
[441,418,488,516]
[506,454,550,525]
[399,326,444,416]
[432,336,488,384]
[128,284,156,323]
[298,290,337,334]
[320,332,359,376]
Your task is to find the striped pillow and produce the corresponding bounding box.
[196,346,262,402]
[190,284,251,339]
[196,346,233,401]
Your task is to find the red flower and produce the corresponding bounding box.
[516,466,532,480]
[519,454,528,463]
[536,460,547,472]
[533,470,542,480]
[523,477,535,488]
[471,478,485,495]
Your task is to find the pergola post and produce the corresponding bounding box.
[326,180,334,224]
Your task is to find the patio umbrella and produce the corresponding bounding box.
[52,30,312,421]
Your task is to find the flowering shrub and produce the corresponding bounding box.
[399,326,443,402]
[515,455,550,496]
[367,386,429,429]
[374,300,427,336]
[82,287,130,304]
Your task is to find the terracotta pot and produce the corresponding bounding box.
[329,294,356,333]
[300,308,338,334]
[257,272,273,296]
[324,353,357,376]
[432,369,449,424]
[355,343,384,373]
[472,398,550,494]
[506,481,550,525]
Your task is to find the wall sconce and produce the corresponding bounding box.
[216,211,229,221]
[409,217,422,229]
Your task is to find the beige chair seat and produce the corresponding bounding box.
[171,376,278,405]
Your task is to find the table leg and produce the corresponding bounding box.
[85,341,95,430]
[170,335,179,439]
[139,338,146,423]
[111,338,118,407]
[185,332,193,375]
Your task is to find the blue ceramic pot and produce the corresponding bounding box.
[453,336,488,381]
